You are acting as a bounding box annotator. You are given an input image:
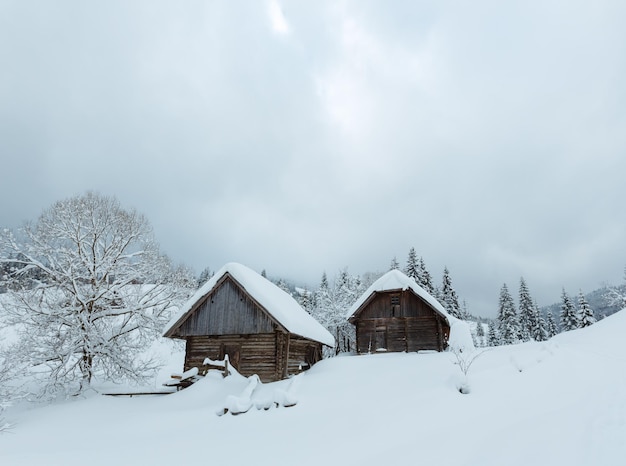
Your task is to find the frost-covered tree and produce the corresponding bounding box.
[404,247,419,281]
[0,192,194,396]
[440,267,462,319]
[560,288,579,331]
[473,318,485,347]
[605,266,626,310]
[297,287,315,314]
[486,321,499,347]
[311,268,361,355]
[497,283,519,345]
[529,301,548,342]
[546,310,558,338]
[417,257,434,294]
[476,318,485,338]
[274,278,291,295]
[578,290,596,328]
[389,257,400,271]
[518,277,535,341]
[197,267,213,287]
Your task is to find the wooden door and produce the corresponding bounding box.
[375,326,387,352]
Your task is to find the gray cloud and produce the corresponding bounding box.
[1,0,625,316]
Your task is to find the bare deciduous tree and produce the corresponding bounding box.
[0,192,193,396]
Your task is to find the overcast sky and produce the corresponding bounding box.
[1,0,625,316]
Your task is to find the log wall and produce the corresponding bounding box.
[353,290,450,353]
[287,337,323,374]
[184,333,280,382]
[184,333,324,382]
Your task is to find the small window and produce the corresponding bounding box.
[391,294,400,317]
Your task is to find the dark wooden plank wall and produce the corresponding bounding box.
[184,333,324,382]
[178,277,276,337]
[353,290,450,353]
[287,337,323,375]
[184,334,280,382]
[355,317,444,353]
[357,290,435,319]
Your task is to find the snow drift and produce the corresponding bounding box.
[1,310,625,466]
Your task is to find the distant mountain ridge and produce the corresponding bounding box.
[541,285,625,324]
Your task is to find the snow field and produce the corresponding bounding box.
[1,311,625,466]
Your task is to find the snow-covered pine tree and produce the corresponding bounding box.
[417,257,435,294]
[197,267,213,287]
[560,288,579,331]
[529,300,548,341]
[461,300,471,320]
[605,266,626,310]
[487,321,499,346]
[320,271,329,291]
[476,318,485,337]
[440,267,462,319]
[578,290,596,328]
[275,278,291,295]
[473,317,485,347]
[389,257,400,271]
[297,287,315,314]
[404,247,419,282]
[518,277,535,341]
[546,310,558,337]
[497,283,519,345]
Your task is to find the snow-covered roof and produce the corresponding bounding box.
[346,269,452,321]
[345,269,473,350]
[163,262,335,347]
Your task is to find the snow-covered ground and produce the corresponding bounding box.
[1,310,625,466]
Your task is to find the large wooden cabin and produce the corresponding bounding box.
[347,270,452,354]
[163,263,334,382]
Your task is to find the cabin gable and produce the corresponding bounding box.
[352,289,440,320]
[175,275,278,337]
[350,288,450,354]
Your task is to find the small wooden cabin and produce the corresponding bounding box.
[346,270,452,354]
[163,263,334,383]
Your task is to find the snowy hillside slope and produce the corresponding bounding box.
[1,310,625,466]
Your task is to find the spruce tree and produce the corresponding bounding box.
[529,300,548,341]
[389,257,400,271]
[440,267,462,319]
[417,257,435,294]
[405,247,419,281]
[275,278,291,294]
[475,318,485,347]
[487,321,499,347]
[320,272,329,291]
[518,277,535,341]
[197,267,213,287]
[298,287,315,313]
[497,283,519,345]
[578,290,596,328]
[546,310,558,337]
[476,318,485,338]
[560,288,579,331]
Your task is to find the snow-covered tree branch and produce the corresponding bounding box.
[0,192,194,396]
